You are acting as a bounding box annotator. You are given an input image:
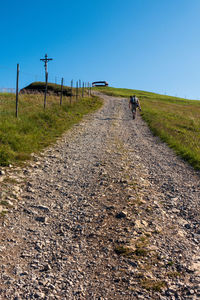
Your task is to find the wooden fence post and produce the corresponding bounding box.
[16,64,19,118]
[79,80,81,98]
[76,81,78,101]
[44,72,48,109]
[70,80,73,105]
[60,77,63,106]
[82,82,84,98]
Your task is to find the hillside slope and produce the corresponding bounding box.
[0,93,199,299]
[94,87,200,170]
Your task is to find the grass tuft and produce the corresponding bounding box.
[140,279,166,292]
[114,245,134,257]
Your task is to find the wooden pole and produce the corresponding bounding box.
[16,64,19,118]
[60,77,63,106]
[76,81,78,101]
[77,81,79,100]
[82,82,84,98]
[44,72,48,109]
[79,79,81,98]
[70,80,73,105]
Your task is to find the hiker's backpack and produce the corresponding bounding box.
[130,96,138,106]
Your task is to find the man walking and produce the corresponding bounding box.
[129,95,141,119]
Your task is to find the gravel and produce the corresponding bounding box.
[0,93,199,299]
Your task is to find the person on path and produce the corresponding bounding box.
[129,95,141,119]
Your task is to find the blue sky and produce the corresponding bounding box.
[0,0,200,99]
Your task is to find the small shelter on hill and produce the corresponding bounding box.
[92,81,108,87]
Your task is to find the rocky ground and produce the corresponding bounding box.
[0,93,199,300]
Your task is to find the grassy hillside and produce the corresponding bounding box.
[0,92,102,166]
[94,86,200,170]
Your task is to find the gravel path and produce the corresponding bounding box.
[0,93,199,299]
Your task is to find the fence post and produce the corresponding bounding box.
[60,77,63,106]
[16,64,19,118]
[76,81,78,101]
[82,82,84,98]
[70,80,73,105]
[79,80,81,98]
[44,72,48,109]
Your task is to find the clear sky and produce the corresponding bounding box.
[0,0,200,99]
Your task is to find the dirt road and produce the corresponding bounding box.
[0,93,199,299]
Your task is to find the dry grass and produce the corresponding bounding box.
[0,92,102,166]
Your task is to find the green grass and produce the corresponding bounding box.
[0,200,12,207]
[94,86,200,170]
[0,92,102,166]
[114,245,134,257]
[140,279,166,292]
